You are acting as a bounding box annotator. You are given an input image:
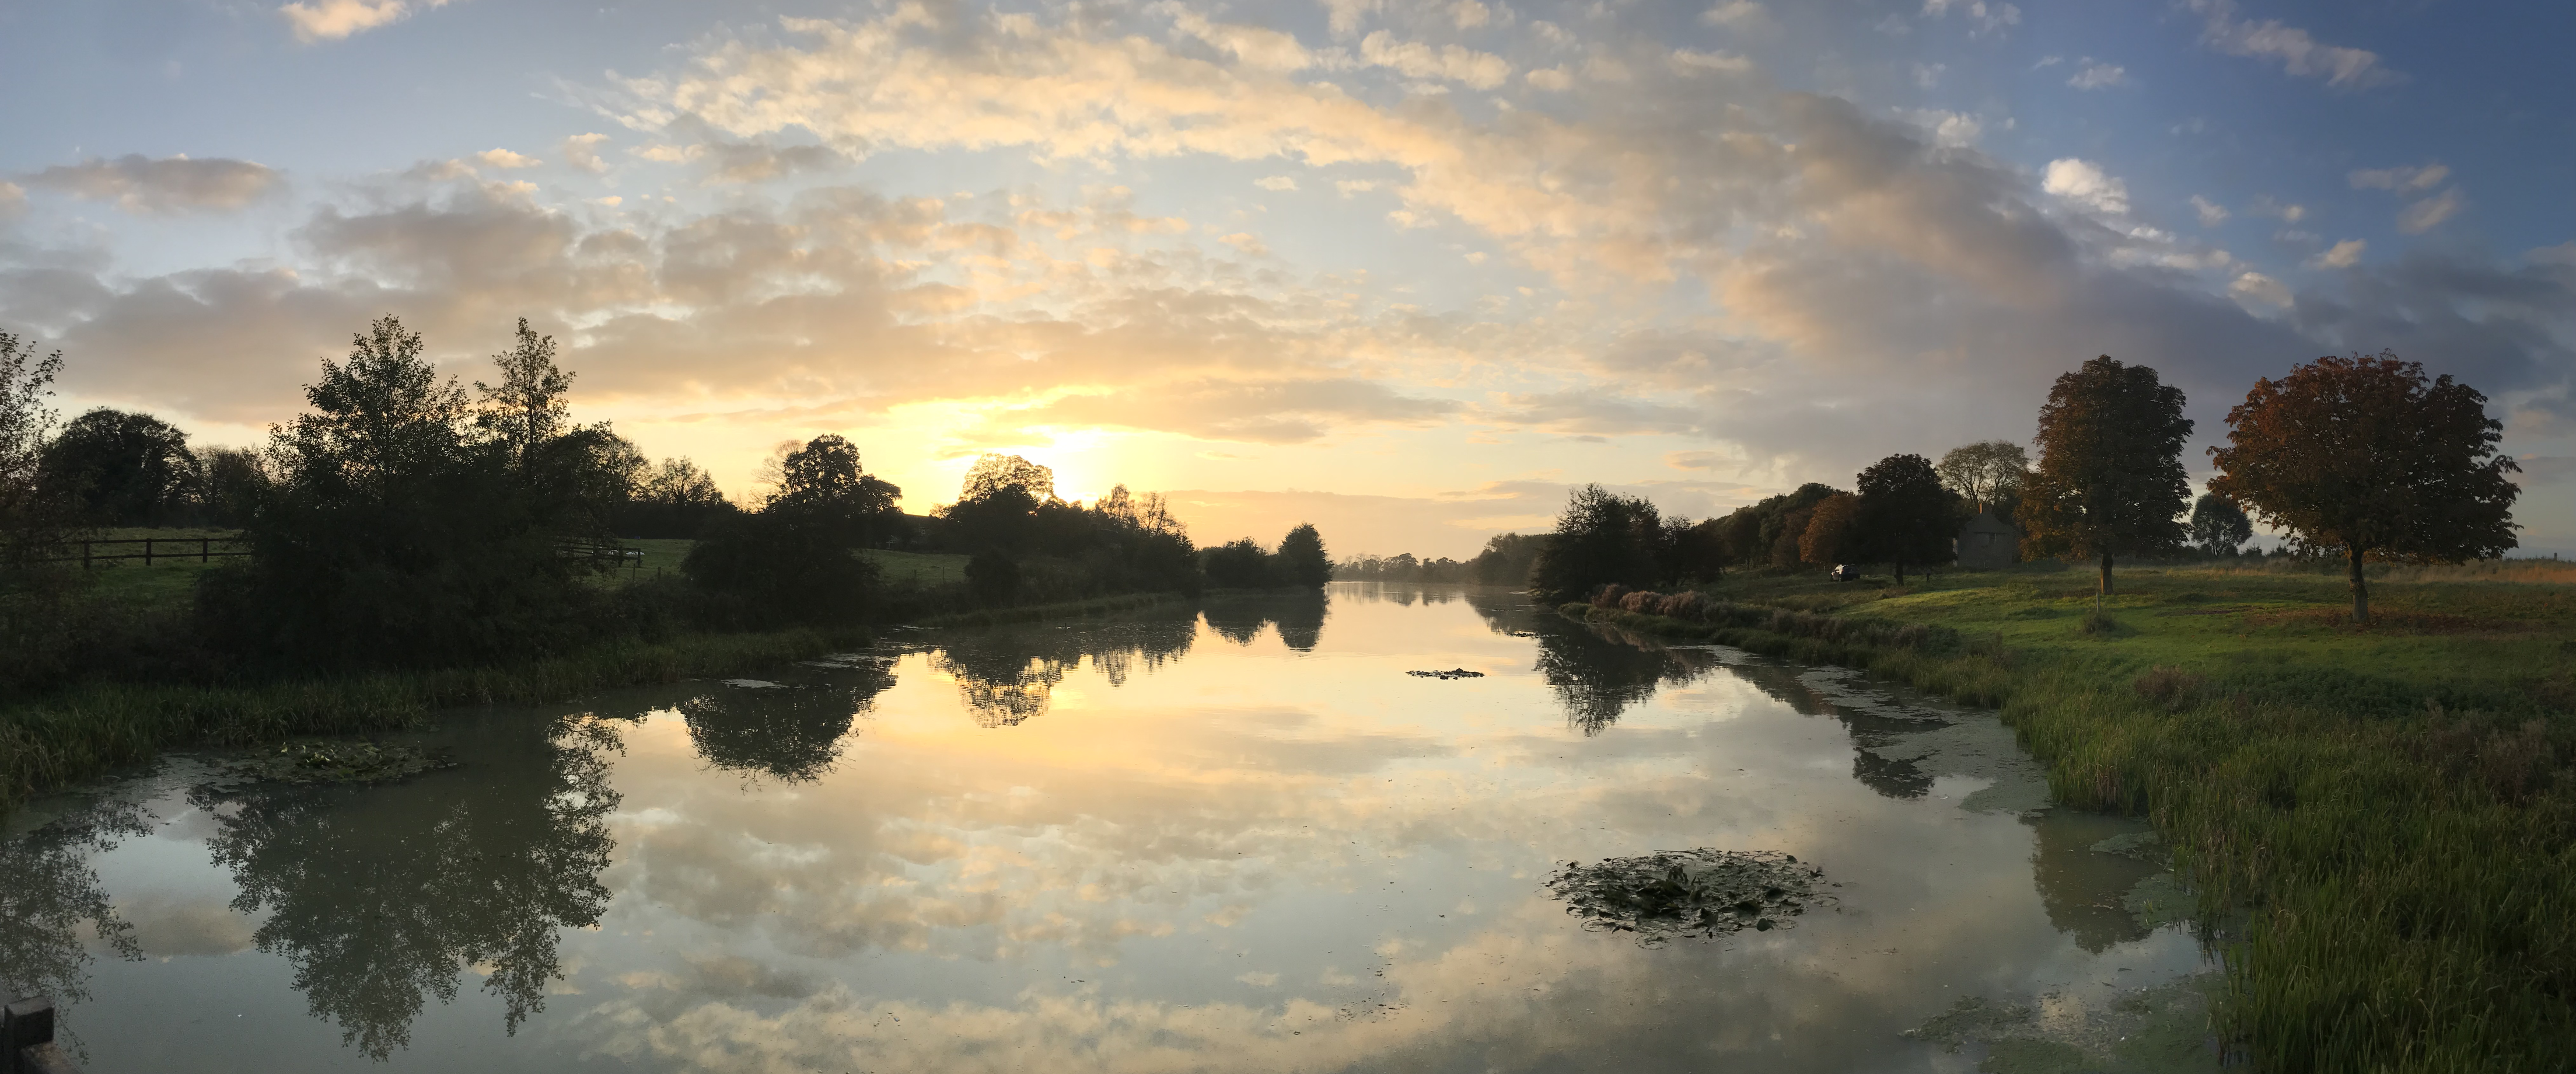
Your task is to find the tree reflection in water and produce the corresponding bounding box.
[0,800,147,1006]
[195,714,626,1061]
[681,674,891,782]
[1718,661,1937,800]
[930,611,1199,727]
[1530,621,1714,735]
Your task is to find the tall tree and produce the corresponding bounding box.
[1,332,67,558]
[1856,453,1955,584]
[2188,494,2254,555]
[1935,441,2029,514]
[941,453,1055,553]
[1275,523,1331,588]
[1529,484,1662,600]
[474,319,573,470]
[276,314,471,504]
[37,408,198,526]
[1799,493,1862,567]
[2019,356,2193,597]
[2207,352,2518,622]
[770,433,900,542]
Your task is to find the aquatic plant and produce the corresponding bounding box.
[1544,849,1834,946]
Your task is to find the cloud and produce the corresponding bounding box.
[561,134,611,174]
[2186,0,2400,89]
[2350,163,2449,193]
[1334,180,1378,197]
[1358,32,1511,89]
[2306,239,2365,269]
[22,154,282,215]
[2395,187,2463,235]
[277,0,449,43]
[2248,196,2304,223]
[2229,271,2290,306]
[475,148,540,170]
[2067,60,2126,90]
[1702,2,1767,29]
[2190,196,2228,226]
[1253,176,1298,192]
[2040,159,2128,215]
[1449,1,1491,30]
[1525,67,1572,91]
[0,182,23,221]
[1920,0,2021,36]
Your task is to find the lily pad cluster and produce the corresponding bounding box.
[1406,668,1485,679]
[226,740,457,786]
[1545,849,1833,945]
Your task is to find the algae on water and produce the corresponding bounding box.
[1544,849,1834,946]
[1907,975,2221,1074]
[2121,873,2194,930]
[223,740,456,786]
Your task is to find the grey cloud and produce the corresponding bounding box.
[23,154,283,215]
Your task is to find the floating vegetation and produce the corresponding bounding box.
[223,741,456,786]
[1406,668,1485,680]
[2121,873,2194,930]
[1544,849,1833,945]
[719,678,788,689]
[2090,831,2165,862]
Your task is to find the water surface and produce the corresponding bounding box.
[3,585,2211,1072]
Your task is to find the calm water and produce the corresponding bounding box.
[4,585,2213,1072]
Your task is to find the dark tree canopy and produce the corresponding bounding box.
[2018,355,2194,596]
[1469,532,1547,585]
[2207,351,2518,622]
[1855,452,1955,584]
[1935,440,2029,514]
[37,407,198,526]
[0,332,66,555]
[1528,484,1663,601]
[2189,494,2254,555]
[941,453,1056,553]
[1798,493,1862,567]
[1275,523,1330,588]
[473,318,573,470]
[768,433,901,543]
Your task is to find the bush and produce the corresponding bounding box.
[683,510,879,628]
[966,551,1020,602]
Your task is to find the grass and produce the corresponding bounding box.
[1574,562,2576,1070]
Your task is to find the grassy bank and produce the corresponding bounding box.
[1570,564,2576,1070]
[0,626,870,814]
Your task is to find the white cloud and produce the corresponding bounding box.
[0,182,23,221]
[2229,271,2290,306]
[1449,1,1491,30]
[561,134,611,174]
[1166,9,1313,73]
[1358,32,1511,89]
[2041,158,2128,215]
[22,154,282,215]
[2186,0,2400,89]
[2349,162,2449,193]
[1320,0,1379,37]
[474,148,540,170]
[2249,196,2304,222]
[1912,63,1946,89]
[1668,50,1752,76]
[1921,0,2021,36]
[2190,196,2228,226]
[2067,60,2126,90]
[2396,187,2463,234]
[1701,2,1767,28]
[1902,110,1983,148]
[1254,176,1299,191]
[1218,232,1270,256]
[1526,67,1573,90]
[276,0,449,43]
[2306,239,2365,268]
[1334,180,1378,197]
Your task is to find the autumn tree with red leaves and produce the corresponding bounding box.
[2207,351,2519,623]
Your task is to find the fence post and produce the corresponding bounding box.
[143,538,153,566]
[201,537,209,563]
[81,543,90,570]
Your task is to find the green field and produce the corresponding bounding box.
[1578,560,2576,1070]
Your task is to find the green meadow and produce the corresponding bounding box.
[1572,559,2576,1072]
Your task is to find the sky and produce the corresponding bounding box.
[1,0,2570,559]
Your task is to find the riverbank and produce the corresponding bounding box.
[1563,564,2576,1070]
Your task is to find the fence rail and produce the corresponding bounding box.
[16,536,645,569]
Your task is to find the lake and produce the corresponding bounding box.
[2,584,2217,1072]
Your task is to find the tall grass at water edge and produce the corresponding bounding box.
[1571,569,2576,1072]
[0,627,868,813]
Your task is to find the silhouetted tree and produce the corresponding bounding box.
[1799,493,1862,567]
[473,319,573,471]
[0,331,66,560]
[615,456,735,538]
[2189,493,2253,555]
[1855,453,1955,584]
[2018,356,2193,597]
[939,453,1054,553]
[37,407,198,526]
[1200,537,1276,588]
[1529,484,1662,600]
[195,445,271,528]
[1935,440,2029,514]
[1275,523,1330,588]
[2207,352,2519,622]
[1469,532,1547,585]
[966,549,1020,601]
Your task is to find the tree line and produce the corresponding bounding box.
[0,316,1333,693]
[1521,353,2518,622]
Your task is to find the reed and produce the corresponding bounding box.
[1572,565,2576,1070]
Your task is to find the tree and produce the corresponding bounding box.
[1469,532,1547,585]
[941,453,1055,553]
[37,408,198,526]
[1200,538,1275,589]
[1275,523,1330,588]
[2207,352,2519,622]
[1799,493,1862,566]
[1,332,68,559]
[769,434,901,543]
[2018,356,2193,597]
[616,456,735,538]
[1935,441,2029,514]
[1856,453,1955,585]
[1528,484,1662,600]
[195,447,271,528]
[2189,494,2253,555]
[474,319,573,470]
